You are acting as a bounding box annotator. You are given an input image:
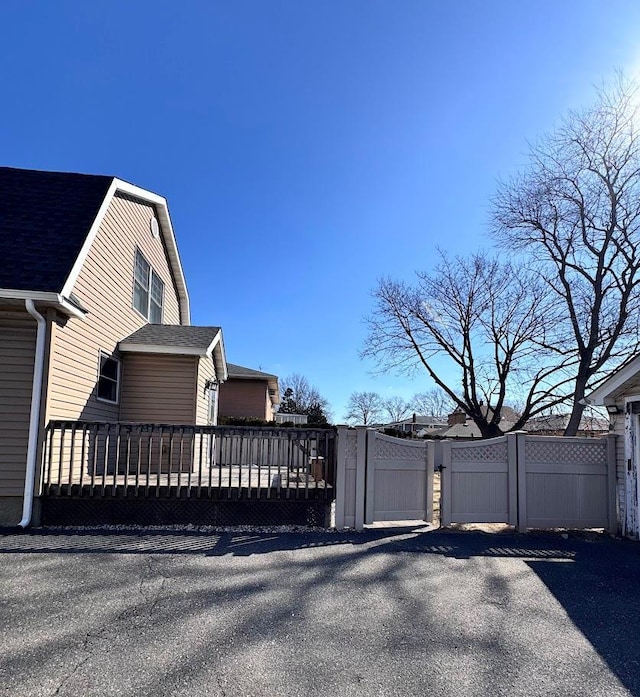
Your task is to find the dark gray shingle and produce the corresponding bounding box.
[226,363,277,379]
[120,325,221,352]
[0,167,114,292]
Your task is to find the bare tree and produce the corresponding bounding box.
[493,77,640,434]
[411,388,455,418]
[345,391,384,425]
[382,396,412,423]
[363,252,574,438]
[279,373,332,423]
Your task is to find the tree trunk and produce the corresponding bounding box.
[477,420,503,439]
[564,378,588,436]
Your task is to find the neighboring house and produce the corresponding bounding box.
[523,413,609,437]
[218,363,279,422]
[438,406,518,440]
[0,166,227,526]
[587,357,640,539]
[383,414,447,435]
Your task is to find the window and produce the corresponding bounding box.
[133,249,164,323]
[97,352,120,403]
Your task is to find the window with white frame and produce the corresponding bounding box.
[97,351,120,403]
[133,249,164,323]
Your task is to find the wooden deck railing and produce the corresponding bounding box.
[41,421,336,500]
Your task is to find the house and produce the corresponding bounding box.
[218,363,280,422]
[586,357,640,538]
[383,414,447,435]
[0,166,227,527]
[437,406,518,439]
[523,413,609,437]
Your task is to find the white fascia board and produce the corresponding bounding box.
[587,354,640,405]
[205,331,228,382]
[61,178,118,299]
[119,343,206,356]
[61,178,191,326]
[0,289,86,319]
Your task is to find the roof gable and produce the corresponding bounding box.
[0,167,190,324]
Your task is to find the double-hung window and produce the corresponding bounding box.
[97,351,120,403]
[133,249,164,323]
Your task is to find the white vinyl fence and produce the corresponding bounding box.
[441,432,616,532]
[335,427,434,529]
[335,428,617,533]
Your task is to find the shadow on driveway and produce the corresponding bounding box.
[2,526,640,694]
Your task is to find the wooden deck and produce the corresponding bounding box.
[45,463,332,498]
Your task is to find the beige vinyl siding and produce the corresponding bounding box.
[47,193,184,422]
[218,380,270,420]
[120,353,197,423]
[0,311,36,496]
[195,356,216,425]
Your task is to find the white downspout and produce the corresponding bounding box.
[20,300,47,528]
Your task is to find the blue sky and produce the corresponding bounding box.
[2,1,640,420]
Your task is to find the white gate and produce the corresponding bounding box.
[365,431,434,524]
[335,428,615,532]
[441,435,517,526]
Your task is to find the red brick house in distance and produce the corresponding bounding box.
[218,364,280,422]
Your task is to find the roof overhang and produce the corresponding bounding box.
[0,289,87,319]
[60,178,191,325]
[119,328,228,383]
[586,354,640,406]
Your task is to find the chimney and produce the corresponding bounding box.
[412,413,416,424]
[448,407,466,426]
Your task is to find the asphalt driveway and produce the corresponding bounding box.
[1,526,639,697]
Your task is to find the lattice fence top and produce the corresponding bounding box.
[373,434,427,461]
[451,439,508,463]
[345,433,358,458]
[525,439,606,465]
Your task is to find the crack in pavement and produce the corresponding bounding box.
[49,554,181,697]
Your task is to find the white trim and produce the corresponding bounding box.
[96,350,121,404]
[60,178,191,326]
[20,300,47,528]
[588,355,640,405]
[208,331,228,383]
[0,290,86,319]
[60,179,118,299]
[56,296,87,319]
[119,343,208,356]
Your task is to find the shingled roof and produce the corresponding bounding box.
[119,325,227,382]
[0,166,114,292]
[119,325,222,354]
[227,363,278,379]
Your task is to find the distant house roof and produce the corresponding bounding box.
[227,363,277,379]
[119,325,227,381]
[524,413,609,433]
[440,422,483,439]
[388,415,448,427]
[0,166,190,323]
[226,363,280,405]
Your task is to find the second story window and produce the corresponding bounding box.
[133,249,164,323]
